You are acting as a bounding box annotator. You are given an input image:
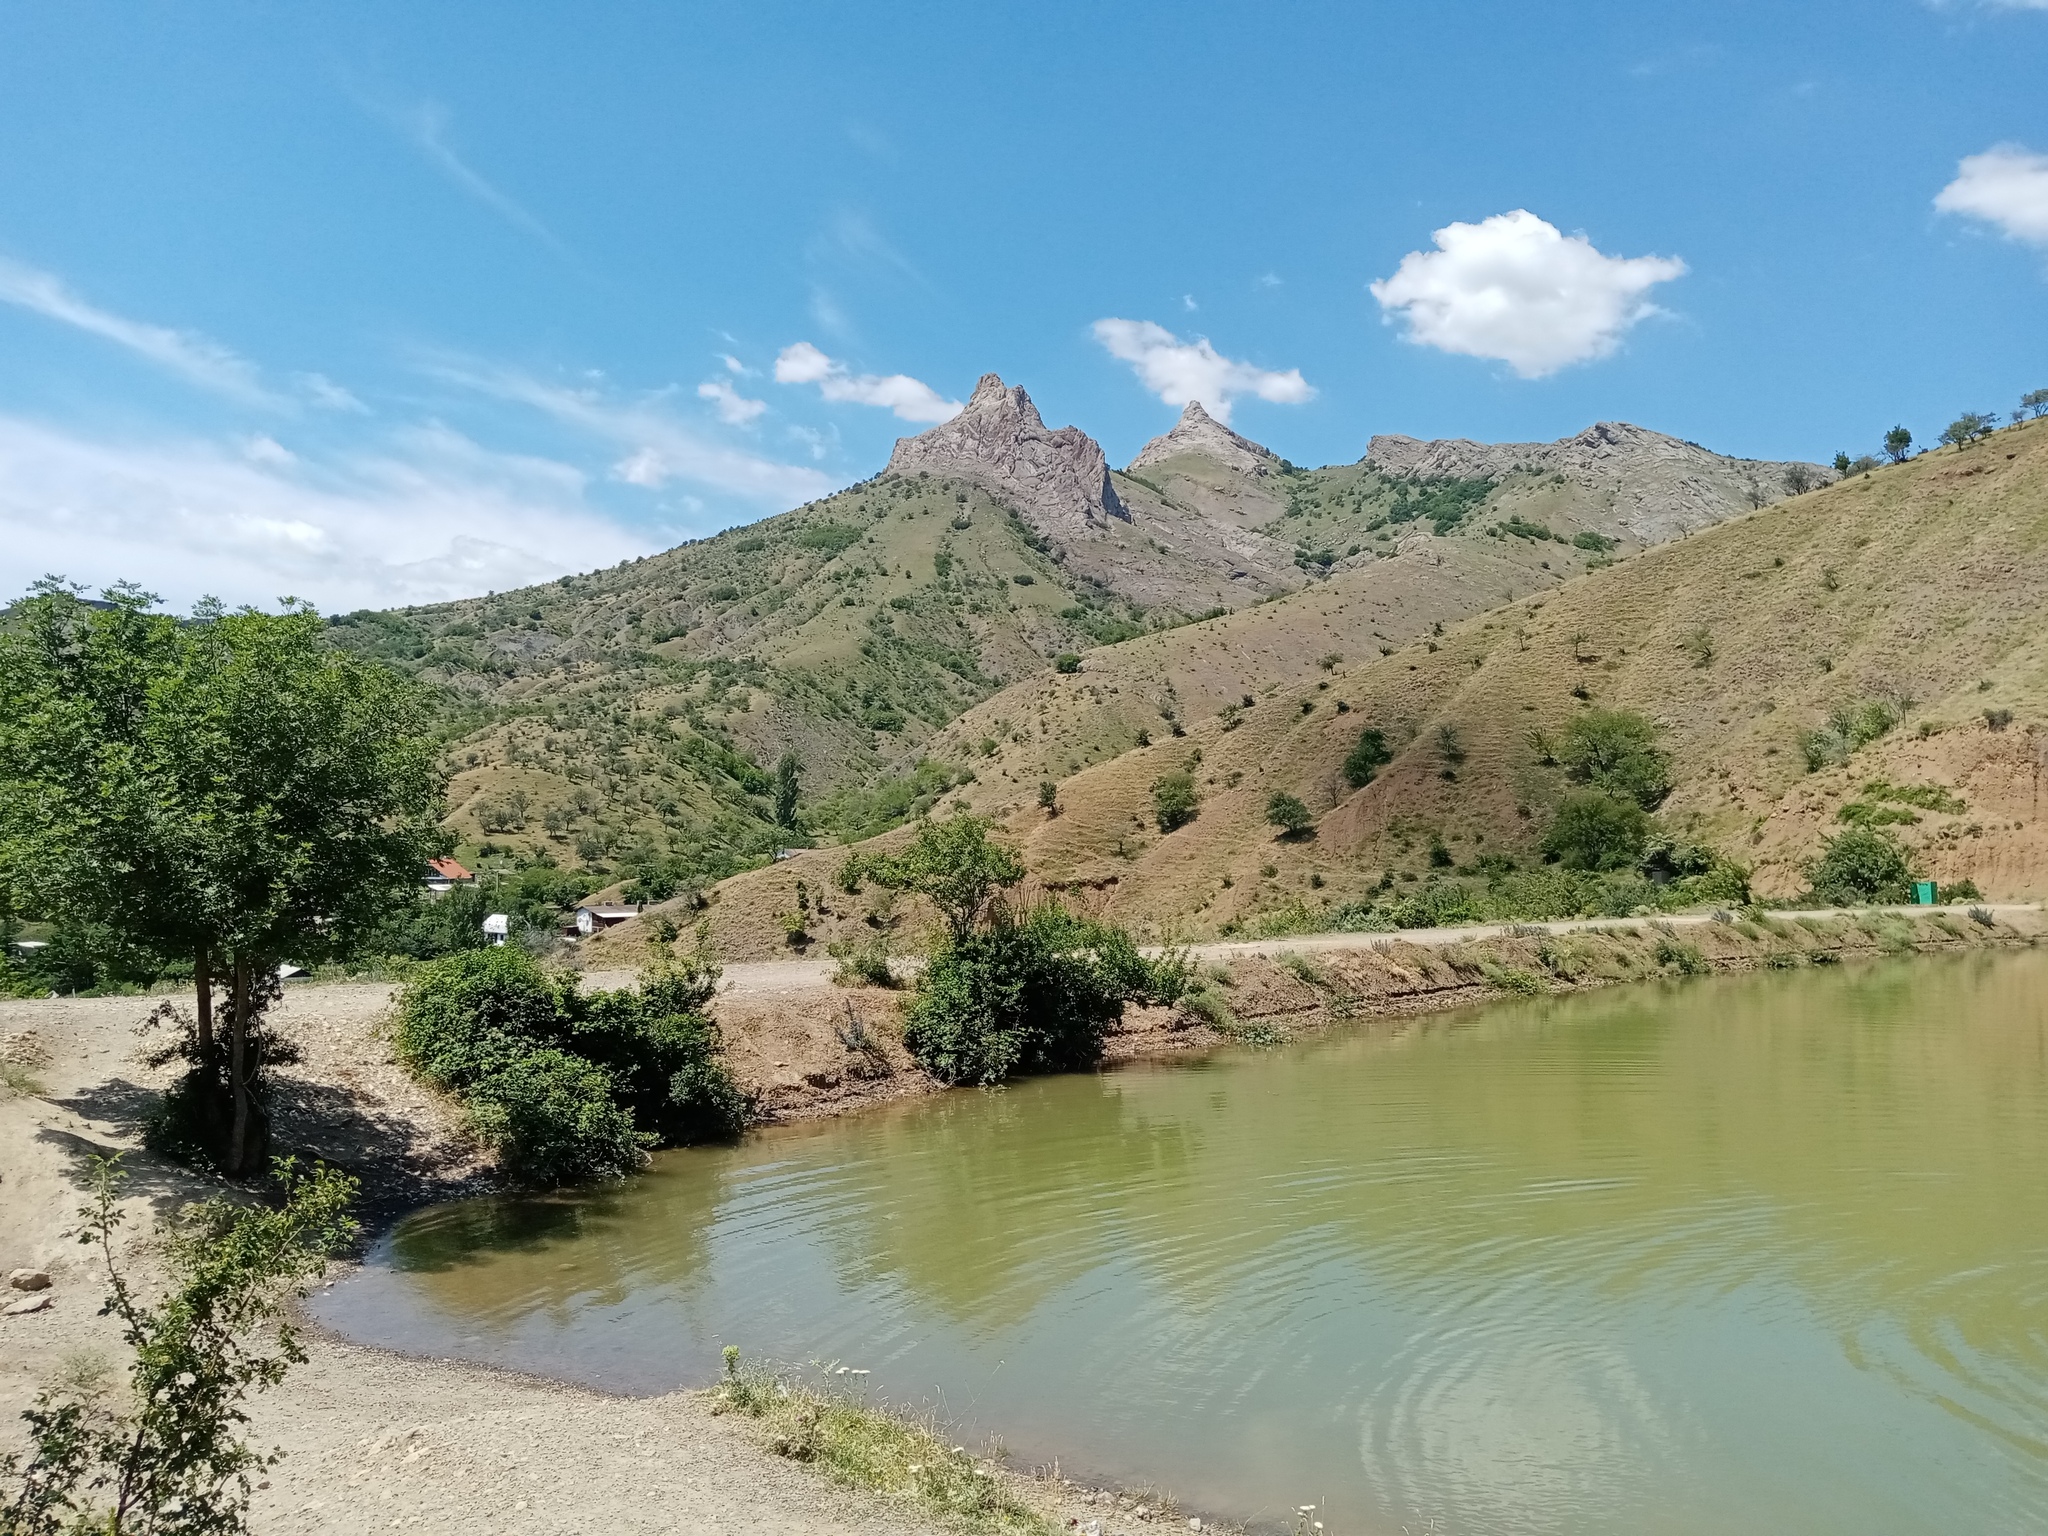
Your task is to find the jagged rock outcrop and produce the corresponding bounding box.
[1128,400,1280,478]
[885,373,1127,535]
[1363,421,1834,544]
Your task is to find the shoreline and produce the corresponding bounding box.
[4,904,2040,1533]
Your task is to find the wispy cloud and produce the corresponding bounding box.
[772,342,961,423]
[1089,320,1313,425]
[432,358,834,500]
[0,414,651,611]
[1369,210,1686,378]
[386,100,563,251]
[1936,143,2048,249]
[296,372,369,413]
[0,253,282,406]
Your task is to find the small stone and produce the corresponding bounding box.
[4,1294,51,1316]
[8,1269,50,1292]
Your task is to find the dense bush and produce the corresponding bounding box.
[1265,791,1313,836]
[1807,827,1914,905]
[394,945,745,1185]
[903,904,1178,1085]
[1542,791,1651,871]
[1152,771,1199,832]
[1555,709,1671,808]
[1343,726,1394,788]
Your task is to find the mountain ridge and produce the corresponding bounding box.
[328,377,1837,905]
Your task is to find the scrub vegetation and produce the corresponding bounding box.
[394,944,746,1185]
[1,1156,358,1536]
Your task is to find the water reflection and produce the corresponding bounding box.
[316,951,2048,1534]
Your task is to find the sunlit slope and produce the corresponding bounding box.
[999,415,2048,933]
[691,417,2048,946]
[329,473,1179,867]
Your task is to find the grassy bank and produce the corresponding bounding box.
[1153,905,2041,1050]
[713,1349,1059,1536]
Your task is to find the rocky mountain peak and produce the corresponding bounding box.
[1363,422,1836,544]
[1128,400,1280,478]
[886,372,1126,534]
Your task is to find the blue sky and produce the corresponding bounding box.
[1,1,2044,611]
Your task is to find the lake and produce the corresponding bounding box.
[313,950,2048,1534]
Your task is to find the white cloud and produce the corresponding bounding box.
[772,342,961,423]
[696,377,767,426]
[1088,319,1314,425]
[1935,144,2048,248]
[718,353,753,376]
[0,414,651,612]
[390,101,562,251]
[1368,210,1687,378]
[0,254,280,405]
[297,372,368,412]
[240,435,297,467]
[429,359,833,500]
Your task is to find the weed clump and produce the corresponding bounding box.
[714,1350,1051,1535]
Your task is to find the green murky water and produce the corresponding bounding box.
[314,951,2048,1534]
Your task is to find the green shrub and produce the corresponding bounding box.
[828,935,897,988]
[903,905,1165,1085]
[1542,791,1651,871]
[1556,709,1671,808]
[1052,652,1081,674]
[0,1156,357,1536]
[1266,791,1313,835]
[1807,827,1914,905]
[795,522,863,556]
[1153,771,1199,832]
[1653,937,1709,975]
[394,945,744,1185]
[1799,695,1908,771]
[1343,727,1394,788]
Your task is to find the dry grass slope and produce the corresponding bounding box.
[696,417,2048,950]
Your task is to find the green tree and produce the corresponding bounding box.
[1265,790,1313,836]
[2021,387,2048,421]
[773,752,802,829]
[1036,779,1059,814]
[1832,451,1852,476]
[850,813,1025,943]
[1541,791,1651,872]
[1343,726,1394,788]
[1555,708,1671,808]
[0,582,444,1174]
[2,1155,357,1536]
[1883,425,1913,462]
[1808,827,1914,904]
[1152,771,1199,833]
[903,904,1168,1086]
[1938,411,1996,450]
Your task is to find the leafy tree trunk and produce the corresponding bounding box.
[192,943,226,1147]
[228,954,251,1177]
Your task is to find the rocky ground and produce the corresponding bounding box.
[2,904,2039,1532]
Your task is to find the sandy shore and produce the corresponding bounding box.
[3,904,2039,1532]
